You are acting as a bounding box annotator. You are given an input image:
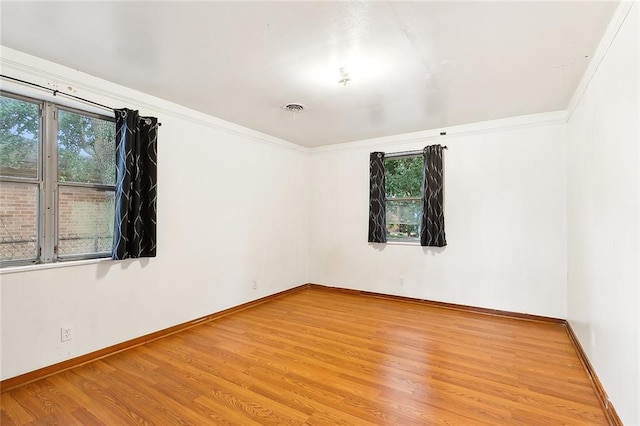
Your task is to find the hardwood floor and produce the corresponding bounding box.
[1,287,607,425]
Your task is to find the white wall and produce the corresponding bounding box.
[308,117,568,319]
[0,48,310,380]
[566,3,639,425]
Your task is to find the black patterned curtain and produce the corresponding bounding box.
[420,145,446,247]
[112,108,158,260]
[368,152,387,243]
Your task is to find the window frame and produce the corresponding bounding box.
[384,152,423,243]
[0,90,116,267]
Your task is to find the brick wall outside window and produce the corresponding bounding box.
[0,183,114,261]
[58,187,114,256]
[0,182,38,261]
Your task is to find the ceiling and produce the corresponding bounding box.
[0,1,618,147]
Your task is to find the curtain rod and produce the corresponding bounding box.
[385,146,448,159]
[0,74,161,126]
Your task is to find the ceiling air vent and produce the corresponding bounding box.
[282,103,306,113]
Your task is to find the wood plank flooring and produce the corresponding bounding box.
[1,287,607,425]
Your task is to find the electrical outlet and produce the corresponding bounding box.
[252,280,258,290]
[400,277,404,286]
[590,330,596,349]
[61,326,73,342]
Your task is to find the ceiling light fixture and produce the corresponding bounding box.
[338,67,351,86]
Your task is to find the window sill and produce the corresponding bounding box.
[0,257,113,275]
[384,240,421,246]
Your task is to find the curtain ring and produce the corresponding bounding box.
[377,153,382,159]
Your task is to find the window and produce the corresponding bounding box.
[369,146,446,246]
[0,92,116,267]
[384,154,423,241]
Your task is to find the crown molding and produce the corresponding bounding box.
[566,1,636,121]
[309,110,568,155]
[0,46,571,159]
[0,46,309,154]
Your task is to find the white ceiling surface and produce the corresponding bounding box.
[0,1,617,147]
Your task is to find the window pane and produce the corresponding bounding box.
[384,156,423,198]
[57,110,116,185]
[0,181,38,261]
[58,186,114,257]
[0,95,39,179]
[386,199,421,239]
